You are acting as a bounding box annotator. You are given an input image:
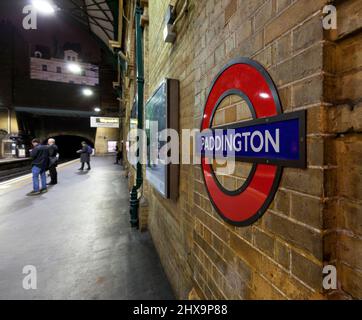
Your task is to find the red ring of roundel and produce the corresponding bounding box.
[200,58,283,226]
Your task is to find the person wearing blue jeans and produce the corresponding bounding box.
[27,139,49,196]
[32,165,47,194]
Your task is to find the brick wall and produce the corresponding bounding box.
[145,0,196,298]
[94,127,119,155]
[0,110,18,135]
[323,0,362,299]
[124,0,361,299]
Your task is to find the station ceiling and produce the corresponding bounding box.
[55,0,119,47]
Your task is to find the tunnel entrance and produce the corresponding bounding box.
[43,135,94,161]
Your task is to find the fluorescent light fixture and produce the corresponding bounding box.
[82,88,93,97]
[94,107,101,112]
[31,0,56,15]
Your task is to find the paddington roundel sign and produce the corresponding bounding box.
[198,58,306,226]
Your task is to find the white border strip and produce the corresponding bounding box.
[0,159,79,186]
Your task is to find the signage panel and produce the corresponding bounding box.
[145,82,168,198]
[197,111,305,167]
[90,117,119,128]
[200,57,306,226]
[145,79,179,201]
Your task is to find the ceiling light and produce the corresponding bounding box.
[67,63,82,74]
[82,88,93,97]
[31,0,56,15]
[94,107,101,112]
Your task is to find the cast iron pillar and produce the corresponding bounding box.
[130,3,144,228]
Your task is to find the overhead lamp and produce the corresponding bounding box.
[82,88,93,97]
[67,63,82,74]
[94,107,101,112]
[163,24,176,43]
[163,5,176,43]
[31,0,56,15]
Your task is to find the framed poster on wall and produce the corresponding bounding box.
[128,101,138,169]
[145,79,179,200]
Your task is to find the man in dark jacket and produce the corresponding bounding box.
[77,141,91,171]
[47,138,58,185]
[27,138,49,196]
[114,145,123,165]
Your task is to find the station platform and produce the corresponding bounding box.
[0,156,174,300]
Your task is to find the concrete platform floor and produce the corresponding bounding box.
[0,157,174,300]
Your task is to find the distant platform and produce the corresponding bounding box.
[0,157,31,164]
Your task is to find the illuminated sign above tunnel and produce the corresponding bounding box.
[90,117,119,128]
[199,58,306,227]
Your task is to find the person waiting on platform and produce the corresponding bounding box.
[77,141,92,171]
[27,138,49,196]
[47,138,59,185]
[114,145,123,165]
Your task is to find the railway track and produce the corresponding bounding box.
[0,167,32,183]
[0,158,75,183]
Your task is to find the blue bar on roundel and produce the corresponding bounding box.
[196,111,305,168]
